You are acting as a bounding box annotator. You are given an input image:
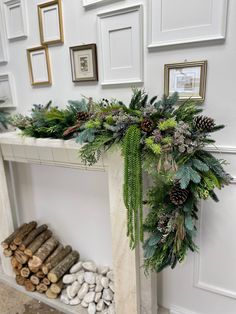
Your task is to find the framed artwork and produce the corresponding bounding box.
[97,5,143,85]
[0,7,8,64]
[70,44,98,82]
[148,0,228,48]
[164,61,207,101]
[38,0,64,45]
[27,46,52,86]
[0,73,17,107]
[83,0,122,8]
[2,0,28,40]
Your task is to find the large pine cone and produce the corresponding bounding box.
[76,111,90,121]
[193,115,215,131]
[141,118,155,133]
[170,185,189,205]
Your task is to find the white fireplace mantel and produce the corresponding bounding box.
[0,132,157,314]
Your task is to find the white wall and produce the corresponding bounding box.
[1,0,236,313]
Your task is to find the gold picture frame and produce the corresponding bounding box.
[27,46,52,86]
[38,0,64,45]
[70,44,98,82]
[164,61,207,102]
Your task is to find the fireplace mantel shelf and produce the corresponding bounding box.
[0,131,106,170]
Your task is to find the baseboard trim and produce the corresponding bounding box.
[170,305,202,314]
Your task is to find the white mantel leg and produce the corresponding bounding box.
[0,150,14,276]
[107,149,140,314]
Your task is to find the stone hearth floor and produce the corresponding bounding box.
[0,281,168,314]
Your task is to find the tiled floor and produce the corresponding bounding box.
[0,281,169,314]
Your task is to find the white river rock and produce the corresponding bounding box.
[95,292,102,303]
[83,291,95,304]
[70,261,83,273]
[84,272,96,285]
[69,297,81,306]
[101,276,109,289]
[96,299,105,312]
[70,281,81,298]
[106,271,114,282]
[82,261,97,272]
[98,266,109,275]
[88,302,96,314]
[81,300,89,308]
[77,271,85,284]
[78,282,89,299]
[102,288,114,301]
[63,274,77,284]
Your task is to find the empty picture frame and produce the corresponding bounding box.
[38,0,64,45]
[164,61,207,101]
[0,73,17,108]
[2,0,28,40]
[83,0,122,8]
[148,0,228,48]
[27,46,52,86]
[0,7,8,63]
[70,44,98,82]
[97,5,143,85]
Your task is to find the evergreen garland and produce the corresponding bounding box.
[10,90,231,273]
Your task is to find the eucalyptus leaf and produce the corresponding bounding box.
[148,233,161,246]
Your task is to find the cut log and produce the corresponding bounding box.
[29,266,39,273]
[20,267,30,278]
[50,279,63,294]
[13,268,21,276]
[43,243,63,265]
[28,237,58,269]
[15,275,26,286]
[36,270,45,279]
[36,283,48,293]
[30,275,40,286]
[42,245,72,275]
[1,223,27,249]
[15,250,29,264]
[19,224,48,251]
[24,230,52,257]
[46,288,58,299]
[3,248,12,257]
[48,251,79,283]
[10,243,17,251]
[25,279,36,292]
[11,257,22,270]
[14,221,37,245]
[42,277,51,286]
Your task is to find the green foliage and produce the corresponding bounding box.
[9,90,230,274]
[123,125,143,248]
[80,134,113,165]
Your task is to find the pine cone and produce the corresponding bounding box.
[193,115,215,131]
[76,111,90,121]
[169,185,189,205]
[141,118,154,133]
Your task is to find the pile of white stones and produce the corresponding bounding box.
[60,260,115,314]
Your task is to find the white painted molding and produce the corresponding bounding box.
[3,0,28,40]
[0,73,17,108]
[97,4,143,85]
[170,305,202,314]
[148,0,228,48]
[0,3,8,64]
[83,0,122,8]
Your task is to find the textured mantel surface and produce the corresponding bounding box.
[0,132,157,314]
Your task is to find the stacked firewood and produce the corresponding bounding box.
[1,221,79,299]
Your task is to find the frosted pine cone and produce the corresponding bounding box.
[169,185,189,205]
[193,115,215,131]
